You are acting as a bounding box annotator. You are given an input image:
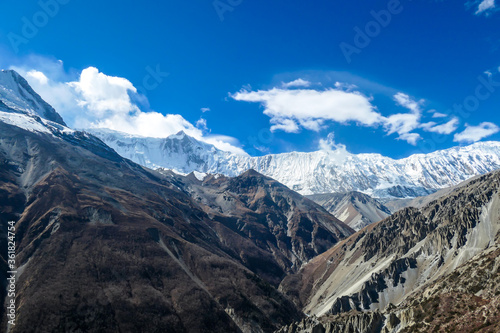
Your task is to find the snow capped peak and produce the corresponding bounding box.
[171,130,188,139]
[166,130,204,146]
[90,129,500,199]
[0,69,23,83]
[0,69,66,125]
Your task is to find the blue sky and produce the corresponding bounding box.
[0,0,500,158]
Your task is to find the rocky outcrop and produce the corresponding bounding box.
[280,170,500,320]
[275,311,385,333]
[387,242,500,332]
[329,258,417,315]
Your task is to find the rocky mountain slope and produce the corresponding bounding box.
[88,128,500,199]
[277,241,500,332]
[306,192,391,231]
[161,170,354,278]
[0,70,354,333]
[278,169,500,332]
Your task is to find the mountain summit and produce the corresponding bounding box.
[0,69,66,125]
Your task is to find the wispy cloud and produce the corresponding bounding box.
[472,0,497,15]
[231,86,382,134]
[398,133,421,146]
[393,92,422,114]
[431,112,448,118]
[196,117,208,131]
[382,93,423,145]
[281,78,312,88]
[421,118,460,135]
[453,122,500,143]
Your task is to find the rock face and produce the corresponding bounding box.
[88,127,500,198]
[389,243,500,332]
[279,170,500,331]
[275,312,385,333]
[306,192,391,231]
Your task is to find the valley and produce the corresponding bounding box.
[0,69,499,332]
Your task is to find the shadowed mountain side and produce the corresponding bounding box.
[158,170,355,280]
[0,121,305,333]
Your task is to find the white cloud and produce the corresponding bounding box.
[475,0,496,14]
[203,135,245,154]
[453,122,500,143]
[397,132,421,146]
[269,118,300,133]
[334,82,358,91]
[317,132,350,163]
[382,93,423,144]
[231,86,448,146]
[232,87,382,133]
[421,118,459,135]
[318,132,337,151]
[282,78,311,88]
[393,92,422,114]
[201,107,210,113]
[68,67,138,116]
[384,112,421,136]
[95,112,201,139]
[432,112,448,118]
[26,70,48,85]
[196,117,208,131]
[13,59,247,155]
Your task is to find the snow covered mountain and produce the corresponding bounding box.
[0,69,66,125]
[88,128,500,199]
[2,68,500,201]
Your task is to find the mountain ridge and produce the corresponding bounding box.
[306,191,392,231]
[88,127,500,199]
[0,70,66,126]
